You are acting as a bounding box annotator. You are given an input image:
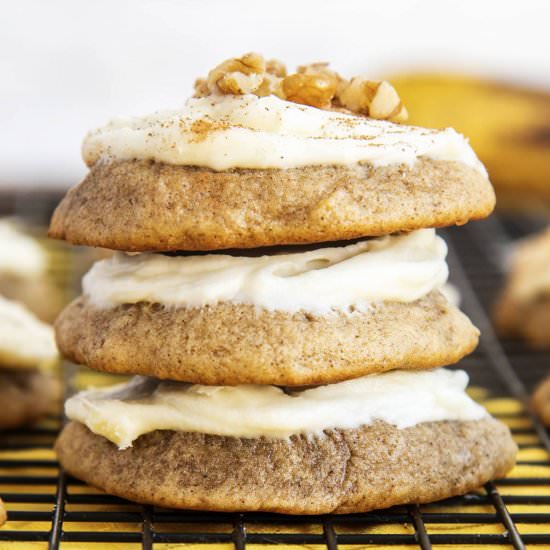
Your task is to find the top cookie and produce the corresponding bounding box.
[49,54,494,251]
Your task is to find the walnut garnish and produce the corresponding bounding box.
[207,52,266,95]
[193,78,210,98]
[281,73,337,109]
[194,54,408,123]
[266,59,287,78]
[298,62,345,90]
[256,73,285,98]
[338,78,408,123]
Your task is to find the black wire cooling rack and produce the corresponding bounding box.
[1,191,550,549]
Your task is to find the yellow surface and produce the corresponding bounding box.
[2,388,550,549]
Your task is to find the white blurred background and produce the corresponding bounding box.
[1,0,548,189]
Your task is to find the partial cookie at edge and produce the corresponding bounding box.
[533,376,550,427]
[494,292,550,347]
[56,418,516,515]
[0,274,64,324]
[0,369,61,430]
[49,158,495,251]
[0,498,5,526]
[493,227,550,346]
[55,291,479,386]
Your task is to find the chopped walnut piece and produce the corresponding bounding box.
[338,78,408,123]
[207,52,266,95]
[256,73,285,98]
[266,59,287,77]
[369,81,408,122]
[298,62,347,95]
[193,54,408,123]
[338,77,377,113]
[281,73,337,109]
[297,62,332,75]
[297,62,334,78]
[389,102,408,124]
[389,102,409,124]
[193,78,210,98]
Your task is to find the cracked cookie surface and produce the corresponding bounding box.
[55,291,479,385]
[56,418,516,514]
[49,158,495,251]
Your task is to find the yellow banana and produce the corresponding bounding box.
[387,73,550,209]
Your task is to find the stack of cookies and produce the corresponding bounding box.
[51,54,517,514]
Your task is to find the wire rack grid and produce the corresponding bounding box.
[1,192,550,550]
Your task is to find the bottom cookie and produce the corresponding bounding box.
[56,418,516,514]
[0,369,61,430]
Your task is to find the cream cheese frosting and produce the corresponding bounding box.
[83,229,449,313]
[82,94,487,173]
[65,368,487,449]
[0,219,47,278]
[0,295,58,369]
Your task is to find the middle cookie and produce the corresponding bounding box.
[55,229,479,386]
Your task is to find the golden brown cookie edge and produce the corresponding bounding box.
[55,291,479,386]
[55,418,516,515]
[49,158,495,251]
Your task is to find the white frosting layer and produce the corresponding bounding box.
[0,295,58,369]
[83,229,448,313]
[0,219,47,278]
[82,95,486,173]
[66,368,486,449]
